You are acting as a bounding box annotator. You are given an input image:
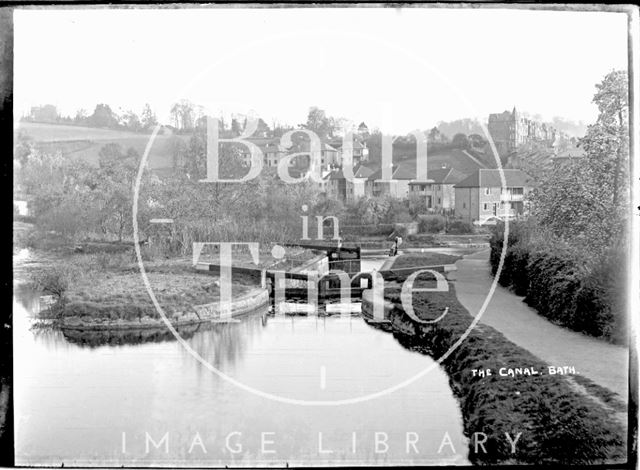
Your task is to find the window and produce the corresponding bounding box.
[484,188,491,195]
[463,202,466,209]
[483,203,489,211]
[438,197,441,204]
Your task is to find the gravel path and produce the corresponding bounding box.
[451,248,629,403]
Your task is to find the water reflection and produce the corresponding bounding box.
[14,286,469,466]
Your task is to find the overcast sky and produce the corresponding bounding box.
[14,6,629,134]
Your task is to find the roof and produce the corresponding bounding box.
[354,164,375,179]
[328,138,365,150]
[393,163,419,180]
[554,146,586,159]
[454,169,535,188]
[367,165,397,181]
[323,164,375,181]
[324,169,345,180]
[368,163,468,183]
[294,140,338,153]
[408,167,466,185]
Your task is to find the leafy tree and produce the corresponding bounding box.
[121,110,142,132]
[584,70,629,212]
[88,103,119,128]
[408,192,428,217]
[141,103,158,130]
[437,118,483,138]
[428,127,448,143]
[354,196,391,225]
[304,106,335,139]
[451,133,469,149]
[529,70,629,255]
[74,108,88,124]
[170,100,195,131]
[231,118,242,136]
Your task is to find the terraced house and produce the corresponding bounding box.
[454,169,535,224]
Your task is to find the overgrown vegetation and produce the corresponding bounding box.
[446,219,474,234]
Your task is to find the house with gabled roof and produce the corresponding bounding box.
[408,167,466,214]
[454,169,535,224]
[365,164,415,199]
[328,136,369,164]
[322,163,376,202]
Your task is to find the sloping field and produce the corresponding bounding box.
[15,122,186,169]
[395,148,489,177]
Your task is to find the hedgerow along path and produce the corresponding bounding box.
[452,248,629,403]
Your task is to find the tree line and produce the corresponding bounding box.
[22,103,159,133]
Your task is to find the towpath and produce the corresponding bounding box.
[451,248,629,403]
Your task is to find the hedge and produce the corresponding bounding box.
[489,222,627,343]
[381,269,627,465]
[418,214,445,233]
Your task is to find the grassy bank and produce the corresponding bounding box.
[376,254,627,465]
[19,222,323,329]
[32,255,257,326]
[27,246,294,328]
[390,252,461,269]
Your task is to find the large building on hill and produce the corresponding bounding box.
[454,169,535,224]
[488,107,557,155]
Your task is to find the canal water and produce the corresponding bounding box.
[13,254,469,467]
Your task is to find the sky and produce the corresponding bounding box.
[14,6,630,135]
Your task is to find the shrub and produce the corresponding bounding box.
[418,215,445,233]
[447,219,474,234]
[525,246,586,327]
[575,247,627,342]
[30,265,80,299]
[407,194,427,217]
[489,222,628,344]
[384,198,413,224]
[341,224,395,237]
[392,223,409,239]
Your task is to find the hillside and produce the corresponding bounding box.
[15,122,186,169]
[393,147,491,177]
[15,122,495,178]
